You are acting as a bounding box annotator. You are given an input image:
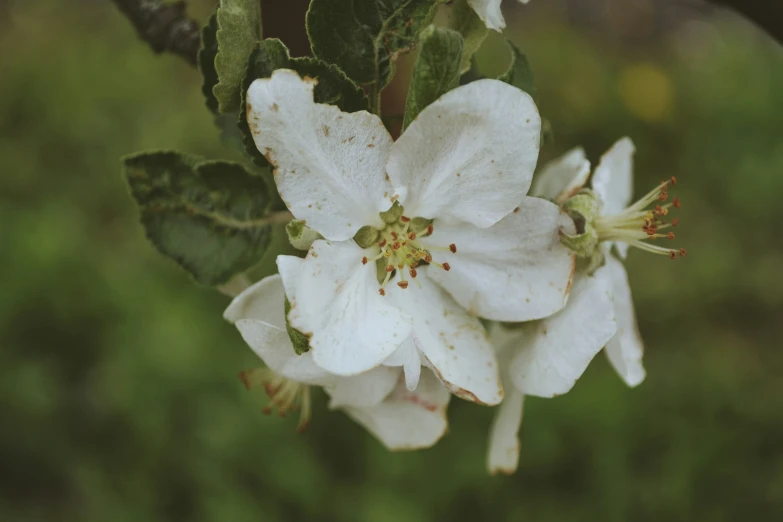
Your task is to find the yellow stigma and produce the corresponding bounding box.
[239,367,312,433]
[595,177,686,259]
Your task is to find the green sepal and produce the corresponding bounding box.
[563,191,601,224]
[238,39,369,168]
[403,25,464,130]
[379,202,404,224]
[449,0,488,75]
[286,220,323,251]
[123,151,273,286]
[306,0,443,87]
[214,0,263,113]
[410,217,433,234]
[285,297,310,354]
[498,40,536,99]
[354,225,380,248]
[560,225,599,259]
[376,258,391,286]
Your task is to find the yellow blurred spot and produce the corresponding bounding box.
[618,63,674,123]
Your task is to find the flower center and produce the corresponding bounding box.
[239,367,312,432]
[595,177,686,259]
[359,213,457,296]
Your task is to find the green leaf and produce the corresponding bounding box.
[403,25,463,129]
[306,0,442,87]
[498,40,536,98]
[198,13,220,114]
[123,151,273,286]
[285,297,311,354]
[238,39,369,167]
[450,0,488,75]
[214,0,262,113]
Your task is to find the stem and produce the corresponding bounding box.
[369,82,383,116]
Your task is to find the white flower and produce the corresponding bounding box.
[468,0,531,32]
[485,137,681,474]
[539,138,683,386]
[246,69,575,405]
[224,274,450,450]
[486,269,617,474]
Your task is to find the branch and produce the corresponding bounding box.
[110,0,202,66]
[706,0,783,47]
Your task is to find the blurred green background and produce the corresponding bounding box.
[2,0,782,520]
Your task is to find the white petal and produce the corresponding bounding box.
[234,319,332,384]
[343,368,450,451]
[388,271,503,405]
[531,147,591,203]
[246,69,394,240]
[223,274,286,327]
[422,197,576,322]
[591,137,635,217]
[467,0,506,31]
[283,240,413,376]
[325,366,399,409]
[383,338,422,391]
[487,388,524,475]
[388,79,540,228]
[604,255,646,387]
[509,269,617,397]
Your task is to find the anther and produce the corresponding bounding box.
[673,197,681,209]
[379,239,386,247]
[392,241,401,250]
[385,265,394,273]
[672,218,679,227]
[397,281,409,289]
[449,244,457,253]
[427,224,434,235]
[669,250,676,260]
[658,192,668,202]
[679,248,687,257]
[408,232,416,240]
[668,232,675,240]
[391,231,398,240]
[362,256,368,265]
[379,288,386,296]
[442,262,451,271]
[409,268,417,278]
[670,176,677,185]
[400,216,410,223]
[424,254,433,263]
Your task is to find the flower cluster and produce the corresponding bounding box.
[226,70,683,472]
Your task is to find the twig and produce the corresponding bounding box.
[110,0,202,66]
[705,0,783,47]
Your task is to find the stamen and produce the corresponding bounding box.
[594,177,685,260]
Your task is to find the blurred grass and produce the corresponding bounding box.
[1,1,782,521]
